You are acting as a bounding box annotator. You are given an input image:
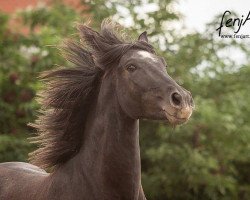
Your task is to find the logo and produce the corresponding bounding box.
[216,11,250,39]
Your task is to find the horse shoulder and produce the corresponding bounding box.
[0,162,48,200]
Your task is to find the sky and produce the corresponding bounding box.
[177,0,250,34]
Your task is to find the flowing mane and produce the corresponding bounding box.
[29,20,155,170]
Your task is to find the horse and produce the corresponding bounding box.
[0,20,194,200]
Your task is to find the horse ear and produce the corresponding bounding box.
[138,31,148,43]
[77,24,101,51]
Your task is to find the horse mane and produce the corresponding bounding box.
[29,19,155,170]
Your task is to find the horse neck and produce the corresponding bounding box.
[53,73,141,199]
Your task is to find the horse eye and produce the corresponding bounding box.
[127,65,137,72]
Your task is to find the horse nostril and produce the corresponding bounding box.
[171,92,182,106]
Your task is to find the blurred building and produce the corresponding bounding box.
[0,0,82,13]
[0,0,83,34]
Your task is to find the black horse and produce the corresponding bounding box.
[0,20,194,200]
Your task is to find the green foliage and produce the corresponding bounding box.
[0,12,35,134]
[0,2,79,134]
[0,0,249,199]
[0,135,34,162]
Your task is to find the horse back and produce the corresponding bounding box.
[0,162,48,200]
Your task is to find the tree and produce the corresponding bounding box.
[0,2,80,161]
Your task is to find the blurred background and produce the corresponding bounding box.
[0,0,249,199]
